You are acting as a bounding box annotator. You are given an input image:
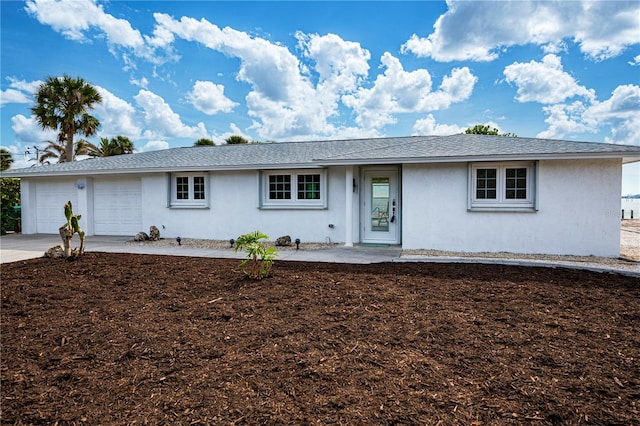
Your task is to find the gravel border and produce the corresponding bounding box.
[125,221,639,274]
[125,238,339,251]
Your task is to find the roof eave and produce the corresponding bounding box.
[4,162,327,178]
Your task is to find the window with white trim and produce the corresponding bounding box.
[170,173,208,207]
[261,170,327,208]
[469,162,536,210]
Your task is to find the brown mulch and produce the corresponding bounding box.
[1,253,639,425]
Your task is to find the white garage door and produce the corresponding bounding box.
[94,178,142,235]
[35,180,78,234]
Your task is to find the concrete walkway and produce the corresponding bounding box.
[1,233,638,277]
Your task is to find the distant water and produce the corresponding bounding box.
[621,197,640,219]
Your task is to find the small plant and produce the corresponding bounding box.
[59,200,85,258]
[233,231,277,280]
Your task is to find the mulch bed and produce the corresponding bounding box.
[1,253,639,425]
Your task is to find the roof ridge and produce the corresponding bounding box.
[314,135,439,160]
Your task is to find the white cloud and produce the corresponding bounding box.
[138,140,170,152]
[1,89,32,106]
[152,14,306,101]
[503,54,595,104]
[151,14,315,138]
[10,114,57,144]
[186,80,238,115]
[401,0,640,62]
[537,101,596,140]
[150,14,385,139]
[342,53,477,130]
[297,32,370,93]
[134,89,209,140]
[1,77,42,106]
[584,84,640,145]
[412,114,465,136]
[630,54,640,66]
[129,76,149,89]
[216,123,252,144]
[537,85,640,145]
[94,87,142,139]
[25,0,162,63]
[294,32,372,136]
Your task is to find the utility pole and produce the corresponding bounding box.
[24,145,44,163]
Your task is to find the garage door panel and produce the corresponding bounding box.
[94,179,142,235]
[36,181,77,234]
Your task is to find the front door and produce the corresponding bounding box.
[361,167,400,244]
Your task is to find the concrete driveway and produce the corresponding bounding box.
[0,233,403,264]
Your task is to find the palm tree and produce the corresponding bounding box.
[32,75,103,163]
[87,136,134,157]
[0,148,14,171]
[86,137,112,157]
[194,138,215,146]
[38,140,91,164]
[108,135,134,155]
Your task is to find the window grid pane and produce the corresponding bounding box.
[476,168,497,199]
[176,177,189,200]
[505,168,527,199]
[298,174,321,200]
[269,175,291,200]
[193,176,205,200]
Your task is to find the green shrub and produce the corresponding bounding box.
[233,231,277,280]
[0,178,21,235]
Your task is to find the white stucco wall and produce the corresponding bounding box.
[139,167,351,243]
[19,159,622,256]
[402,159,622,257]
[19,167,357,243]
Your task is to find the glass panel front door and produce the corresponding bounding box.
[362,168,399,244]
[371,178,390,232]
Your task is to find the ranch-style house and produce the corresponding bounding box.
[4,134,640,257]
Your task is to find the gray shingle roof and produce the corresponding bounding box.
[3,134,640,177]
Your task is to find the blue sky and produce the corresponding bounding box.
[1,0,639,193]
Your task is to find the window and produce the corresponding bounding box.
[261,170,327,208]
[298,174,321,200]
[170,173,208,208]
[193,176,205,200]
[176,177,189,200]
[469,162,535,210]
[475,168,497,200]
[505,168,527,199]
[269,175,292,200]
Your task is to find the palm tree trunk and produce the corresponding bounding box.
[65,136,74,162]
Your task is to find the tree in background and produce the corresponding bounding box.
[0,178,21,234]
[32,75,102,163]
[465,124,516,137]
[87,136,135,157]
[194,138,215,146]
[38,140,91,164]
[1,148,14,171]
[225,135,249,145]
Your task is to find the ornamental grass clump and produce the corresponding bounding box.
[233,231,277,280]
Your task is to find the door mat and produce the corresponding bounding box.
[359,243,390,247]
